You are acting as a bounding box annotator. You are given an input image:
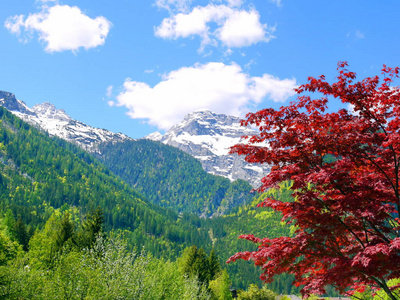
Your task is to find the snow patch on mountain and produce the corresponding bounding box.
[0,91,130,152]
[146,110,270,188]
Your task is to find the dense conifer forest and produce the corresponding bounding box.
[96,139,254,217]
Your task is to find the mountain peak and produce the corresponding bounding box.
[0,90,35,115]
[185,109,238,123]
[0,91,130,152]
[33,102,71,122]
[147,110,269,187]
[145,131,163,141]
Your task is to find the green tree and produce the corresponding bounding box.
[209,269,232,300]
[75,207,104,250]
[237,284,277,300]
[14,217,29,251]
[208,248,221,282]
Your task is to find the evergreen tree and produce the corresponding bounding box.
[180,245,210,285]
[14,216,28,251]
[55,212,75,251]
[76,208,104,250]
[207,248,221,282]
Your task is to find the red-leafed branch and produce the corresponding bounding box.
[227,62,400,299]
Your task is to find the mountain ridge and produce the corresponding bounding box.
[146,109,270,188]
[0,90,269,188]
[0,91,130,153]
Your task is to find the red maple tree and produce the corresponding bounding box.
[227,62,400,299]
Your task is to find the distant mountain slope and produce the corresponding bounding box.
[0,105,211,257]
[147,110,270,188]
[0,91,259,216]
[0,91,129,152]
[0,91,269,188]
[96,139,254,217]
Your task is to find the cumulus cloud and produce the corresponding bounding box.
[155,4,274,51]
[4,4,111,53]
[111,62,297,130]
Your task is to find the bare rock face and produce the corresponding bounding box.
[146,110,270,188]
[0,91,130,153]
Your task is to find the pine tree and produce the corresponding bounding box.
[14,216,28,251]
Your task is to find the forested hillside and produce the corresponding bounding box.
[0,106,212,257]
[96,139,254,217]
[211,182,301,293]
[0,106,305,295]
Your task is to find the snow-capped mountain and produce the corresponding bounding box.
[0,90,269,187]
[0,91,130,152]
[146,110,270,188]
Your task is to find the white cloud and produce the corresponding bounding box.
[4,15,25,36]
[226,0,243,7]
[216,9,272,47]
[155,0,241,12]
[212,0,243,7]
[111,62,297,130]
[155,0,193,12]
[106,85,113,98]
[5,4,111,53]
[155,4,274,51]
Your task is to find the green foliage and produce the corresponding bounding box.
[374,278,400,300]
[0,107,305,294]
[209,269,233,300]
[96,139,254,216]
[351,278,400,300]
[0,218,215,299]
[14,216,29,251]
[209,182,300,293]
[28,211,73,268]
[179,245,216,285]
[0,106,212,259]
[237,284,277,300]
[0,230,20,266]
[74,207,104,250]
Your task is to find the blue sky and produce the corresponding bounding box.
[0,0,399,138]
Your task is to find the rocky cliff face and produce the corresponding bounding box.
[0,91,130,152]
[146,110,269,188]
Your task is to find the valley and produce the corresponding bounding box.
[0,91,305,296]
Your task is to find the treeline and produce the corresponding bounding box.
[0,207,283,299]
[96,139,253,217]
[0,208,217,299]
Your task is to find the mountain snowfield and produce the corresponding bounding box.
[0,90,269,187]
[146,110,270,188]
[0,91,130,153]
